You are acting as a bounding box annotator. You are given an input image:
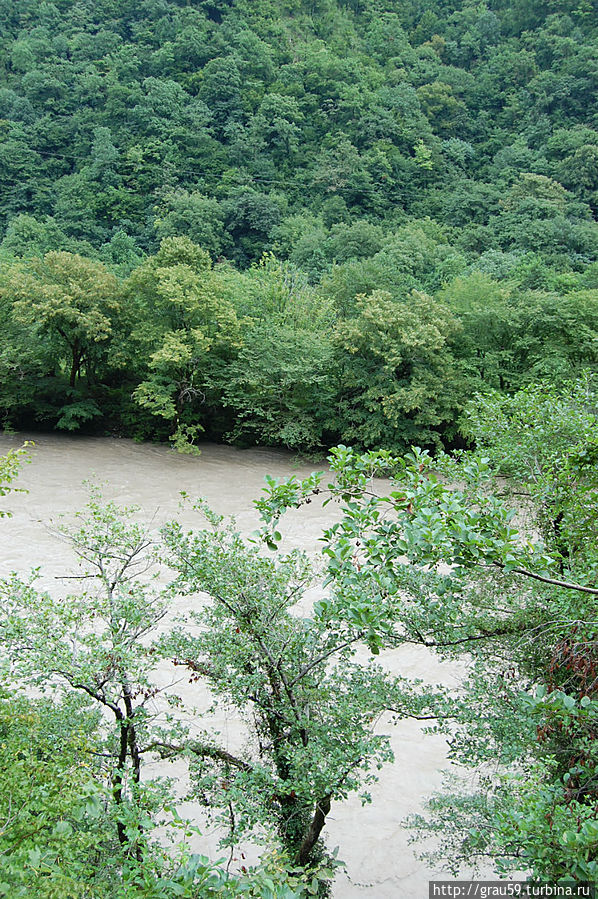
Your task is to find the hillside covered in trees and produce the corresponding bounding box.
[1,0,598,450]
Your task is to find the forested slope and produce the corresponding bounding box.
[1,0,598,450]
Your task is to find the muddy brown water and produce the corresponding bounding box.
[0,433,470,897]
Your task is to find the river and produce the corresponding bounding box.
[0,433,466,898]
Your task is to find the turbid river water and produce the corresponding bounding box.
[0,433,469,898]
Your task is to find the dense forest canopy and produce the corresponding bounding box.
[0,0,597,450]
[0,0,597,262]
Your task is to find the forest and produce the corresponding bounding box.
[0,0,597,451]
[1,0,598,896]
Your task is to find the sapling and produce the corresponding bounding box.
[0,488,178,857]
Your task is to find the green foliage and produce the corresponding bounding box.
[0,683,318,897]
[201,254,334,449]
[333,289,461,449]
[154,191,231,259]
[160,507,432,887]
[461,374,598,578]
[55,395,103,431]
[0,442,29,515]
[125,238,242,447]
[253,372,598,879]
[0,482,337,896]
[0,690,117,899]
[0,0,598,451]
[0,490,177,861]
[221,324,333,450]
[3,354,598,886]
[3,251,120,395]
[440,273,517,391]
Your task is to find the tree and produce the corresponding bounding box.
[332,288,461,449]
[460,376,598,572]
[250,94,304,162]
[324,221,386,264]
[0,689,121,899]
[513,289,598,383]
[198,57,244,135]
[127,238,242,450]
[153,190,231,259]
[493,173,597,263]
[416,81,468,137]
[311,137,374,209]
[0,490,177,858]
[222,188,286,266]
[6,251,120,389]
[221,323,333,450]
[159,504,440,892]
[440,272,517,392]
[1,0,598,454]
[0,251,123,430]
[253,374,598,881]
[0,213,72,258]
[0,283,57,428]
[218,254,335,449]
[0,476,342,897]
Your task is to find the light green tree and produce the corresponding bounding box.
[126,238,242,451]
[333,288,461,448]
[158,505,443,894]
[0,491,178,859]
[6,252,120,389]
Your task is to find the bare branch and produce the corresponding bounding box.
[288,634,364,688]
[492,562,598,595]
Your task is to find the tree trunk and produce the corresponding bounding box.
[296,794,331,867]
[113,718,129,846]
[69,341,82,388]
[122,682,144,862]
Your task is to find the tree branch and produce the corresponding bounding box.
[288,634,363,688]
[493,562,598,595]
[141,739,252,772]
